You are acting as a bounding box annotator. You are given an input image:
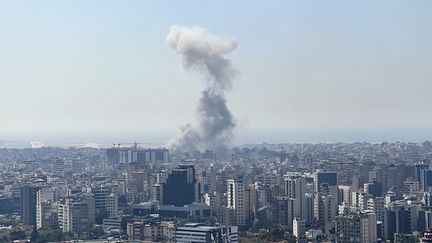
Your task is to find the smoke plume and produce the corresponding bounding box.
[167,25,238,153]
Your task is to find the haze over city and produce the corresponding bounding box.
[2,1,432,243]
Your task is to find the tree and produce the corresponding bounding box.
[121,215,133,233]
[118,195,128,208]
[10,228,27,240]
[1,235,11,243]
[89,226,105,239]
[133,197,141,204]
[95,208,110,224]
[268,227,283,241]
[251,218,260,232]
[284,232,297,243]
[257,225,290,242]
[30,224,39,243]
[36,228,68,243]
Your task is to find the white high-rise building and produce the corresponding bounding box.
[404,179,420,195]
[358,192,373,211]
[293,217,306,243]
[367,197,385,222]
[335,211,377,243]
[106,193,118,217]
[315,193,337,233]
[367,197,385,240]
[284,175,308,223]
[314,170,339,232]
[338,185,353,205]
[92,186,120,217]
[36,187,56,229]
[58,196,95,233]
[227,178,250,227]
[204,191,223,213]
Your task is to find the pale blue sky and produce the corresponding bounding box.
[0,1,431,143]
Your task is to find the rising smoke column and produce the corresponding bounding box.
[167,25,238,153]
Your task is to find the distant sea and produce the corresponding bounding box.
[0,128,432,148]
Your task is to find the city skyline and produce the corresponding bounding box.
[2,2,432,242]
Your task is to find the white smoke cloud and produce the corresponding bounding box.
[167,25,238,154]
[30,141,44,148]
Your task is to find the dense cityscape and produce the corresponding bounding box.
[2,1,432,243]
[0,142,432,242]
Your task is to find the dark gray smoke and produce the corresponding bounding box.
[167,25,238,153]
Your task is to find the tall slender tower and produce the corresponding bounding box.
[227,178,250,228]
[284,175,308,224]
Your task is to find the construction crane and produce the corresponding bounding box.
[113,142,141,149]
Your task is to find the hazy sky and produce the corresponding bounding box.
[1,1,431,143]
